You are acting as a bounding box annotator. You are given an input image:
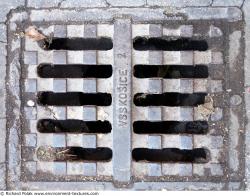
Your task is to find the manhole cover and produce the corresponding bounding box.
[6,7,245,190]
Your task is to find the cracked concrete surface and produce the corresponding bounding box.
[0,0,250,191]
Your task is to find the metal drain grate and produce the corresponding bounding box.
[132,26,211,165]
[19,22,232,182]
[6,7,245,190]
[22,24,115,178]
[19,22,233,183]
[131,23,225,179]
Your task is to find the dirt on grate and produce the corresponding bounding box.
[197,95,214,120]
[25,26,46,41]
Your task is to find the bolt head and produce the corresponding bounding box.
[230,95,242,106]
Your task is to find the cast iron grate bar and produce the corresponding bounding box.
[38,64,112,78]
[37,147,112,161]
[133,37,208,51]
[38,92,112,106]
[133,121,208,134]
[132,148,209,163]
[134,65,208,78]
[134,92,207,106]
[37,119,112,133]
[40,37,113,50]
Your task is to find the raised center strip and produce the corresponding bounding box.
[113,19,132,184]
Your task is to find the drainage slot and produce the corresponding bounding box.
[37,146,112,161]
[134,65,208,78]
[38,64,112,78]
[40,37,113,50]
[132,148,209,163]
[37,119,111,133]
[133,121,208,134]
[38,92,112,106]
[134,93,207,106]
[133,37,208,51]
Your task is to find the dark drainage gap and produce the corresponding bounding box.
[37,119,112,133]
[134,65,208,78]
[133,121,208,134]
[37,147,112,161]
[38,64,112,78]
[134,93,207,106]
[132,148,209,163]
[40,37,113,51]
[38,92,112,106]
[133,37,208,51]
